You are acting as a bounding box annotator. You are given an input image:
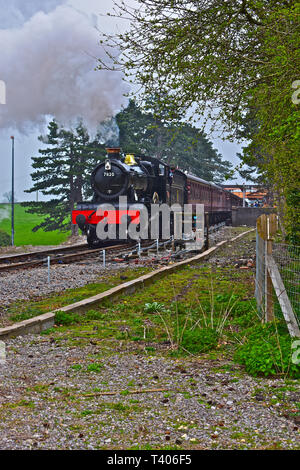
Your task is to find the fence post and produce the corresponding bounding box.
[256,214,278,322]
[255,227,264,314]
[256,214,267,317]
[256,214,299,336]
[265,234,274,322]
[47,256,51,284]
[265,214,278,322]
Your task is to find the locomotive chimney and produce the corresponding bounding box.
[106,148,121,159]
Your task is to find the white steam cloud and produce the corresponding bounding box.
[0,0,65,28]
[97,117,120,146]
[0,2,128,132]
[0,206,9,222]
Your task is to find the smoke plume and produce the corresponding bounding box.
[0,206,9,222]
[0,0,65,28]
[0,1,128,132]
[97,117,120,147]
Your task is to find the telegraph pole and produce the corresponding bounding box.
[11,136,15,246]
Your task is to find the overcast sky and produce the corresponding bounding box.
[0,0,244,202]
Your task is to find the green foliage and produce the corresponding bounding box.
[144,302,166,314]
[117,100,233,182]
[54,311,81,326]
[234,323,300,379]
[85,310,106,321]
[285,188,300,244]
[181,327,219,354]
[0,203,68,246]
[0,228,10,247]
[86,363,104,373]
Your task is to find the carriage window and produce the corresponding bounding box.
[159,164,165,176]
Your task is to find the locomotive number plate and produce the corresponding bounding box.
[103,171,115,177]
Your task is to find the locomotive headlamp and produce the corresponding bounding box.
[105,159,111,171]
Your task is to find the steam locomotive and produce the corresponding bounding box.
[72,148,242,247]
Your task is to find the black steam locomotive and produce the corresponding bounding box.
[72,148,242,247]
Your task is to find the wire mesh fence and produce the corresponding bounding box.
[255,214,300,336]
[255,229,265,313]
[272,243,300,324]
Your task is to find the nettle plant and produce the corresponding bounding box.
[234,322,300,379]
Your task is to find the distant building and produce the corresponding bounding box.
[222,185,272,206]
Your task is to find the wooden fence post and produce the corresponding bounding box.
[265,214,279,322]
[265,237,274,322]
[257,214,278,322]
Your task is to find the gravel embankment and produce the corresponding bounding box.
[0,335,299,450]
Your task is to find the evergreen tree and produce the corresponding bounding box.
[117,100,233,182]
[23,120,106,235]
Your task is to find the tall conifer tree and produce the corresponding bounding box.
[24,120,105,235]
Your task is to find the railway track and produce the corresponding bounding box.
[0,243,87,264]
[0,240,163,273]
[0,242,132,273]
[0,221,229,273]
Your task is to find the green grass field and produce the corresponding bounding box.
[0,203,70,246]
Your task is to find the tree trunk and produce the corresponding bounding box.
[71,223,78,237]
[69,170,79,237]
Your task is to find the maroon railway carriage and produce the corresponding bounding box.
[186,174,242,225]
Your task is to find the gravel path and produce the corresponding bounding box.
[0,334,299,450]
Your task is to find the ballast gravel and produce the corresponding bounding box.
[0,334,299,450]
[0,261,131,316]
